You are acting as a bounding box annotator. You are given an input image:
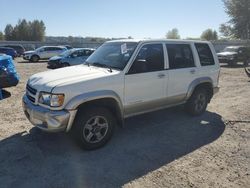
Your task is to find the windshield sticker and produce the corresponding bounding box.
[121,43,127,54]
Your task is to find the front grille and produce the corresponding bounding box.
[26,84,37,103]
[27,94,35,103]
[26,84,37,95]
[48,59,60,65]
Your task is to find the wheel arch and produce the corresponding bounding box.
[65,90,124,131]
[186,77,214,102]
[31,54,40,59]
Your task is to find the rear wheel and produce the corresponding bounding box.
[30,55,39,62]
[185,88,208,116]
[71,107,115,150]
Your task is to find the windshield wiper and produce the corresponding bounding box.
[92,62,113,72]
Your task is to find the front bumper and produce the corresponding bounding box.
[22,95,70,132]
[23,55,30,60]
[47,61,61,68]
[218,56,235,63]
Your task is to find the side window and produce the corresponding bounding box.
[45,47,56,51]
[41,47,48,51]
[77,50,86,57]
[128,44,164,74]
[53,47,61,51]
[166,44,195,69]
[195,43,215,66]
[84,50,93,56]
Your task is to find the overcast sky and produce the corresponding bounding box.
[0,0,229,39]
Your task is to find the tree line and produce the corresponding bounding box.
[166,0,249,41]
[165,28,218,41]
[0,19,46,41]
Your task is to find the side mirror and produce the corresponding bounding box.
[71,53,77,58]
[128,59,148,74]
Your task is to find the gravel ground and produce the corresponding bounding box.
[0,58,249,188]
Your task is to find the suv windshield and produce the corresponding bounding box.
[223,47,239,52]
[86,42,138,70]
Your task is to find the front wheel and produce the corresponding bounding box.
[30,55,39,62]
[61,63,70,67]
[244,58,250,66]
[71,107,115,150]
[185,88,208,116]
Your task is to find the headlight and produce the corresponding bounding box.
[39,92,64,107]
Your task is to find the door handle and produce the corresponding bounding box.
[190,69,196,74]
[158,73,165,78]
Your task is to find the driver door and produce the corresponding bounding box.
[124,43,168,116]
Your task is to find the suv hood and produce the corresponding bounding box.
[28,65,116,92]
[49,56,63,61]
[217,51,237,56]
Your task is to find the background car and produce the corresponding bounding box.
[23,46,67,62]
[3,44,25,56]
[217,46,250,66]
[63,45,73,50]
[0,47,17,59]
[48,48,95,68]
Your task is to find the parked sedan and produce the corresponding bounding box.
[3,44,25,56]
[0,47,17,59]
[48,48,95,68]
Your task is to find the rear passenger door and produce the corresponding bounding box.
[38,47,49,59]
[51,47,64,57]
[166,43,198,102]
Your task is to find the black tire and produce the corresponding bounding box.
[71,107,115,150]
[244,58,250,66]
[30,55,39,62]
[185,88,208,116]
[228,60,237,66]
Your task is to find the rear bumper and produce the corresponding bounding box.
[22,95,71,132]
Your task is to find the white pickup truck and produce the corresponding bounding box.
[23,39,220,150]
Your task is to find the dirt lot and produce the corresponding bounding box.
[0,58,249,188]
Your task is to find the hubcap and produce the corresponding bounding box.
[83,116,108,143]
[194,93,206,112]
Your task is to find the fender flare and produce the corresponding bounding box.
[64,90,124,130]
[185,77,213,100]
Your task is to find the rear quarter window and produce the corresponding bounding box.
[195,43,215,66]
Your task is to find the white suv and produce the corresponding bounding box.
[23,39,220,150]
[23,46,67,62]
